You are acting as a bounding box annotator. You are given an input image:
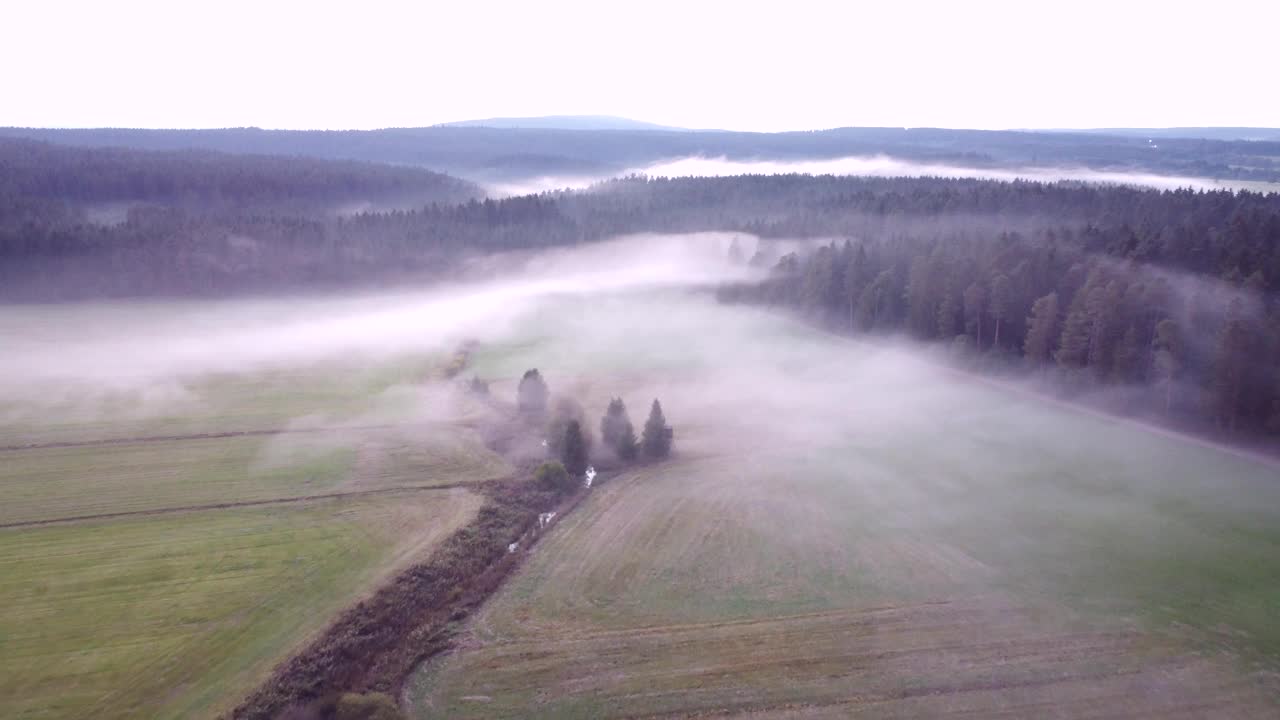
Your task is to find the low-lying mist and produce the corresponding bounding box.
[0,233,757,422]
[488,154,1244,196]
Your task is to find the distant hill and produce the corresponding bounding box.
[436,115,689,131]
[4,125,1279,186]
[1049,127,1280,142]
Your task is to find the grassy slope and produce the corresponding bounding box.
[0,490,482,720]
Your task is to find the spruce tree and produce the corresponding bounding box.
[642,399,672,459]
[615,420,639,461]
[600,398,638,460]
[600,398,627,448]
[517,369,548,416]
[548,396,589,457]
[562,420,589,477]
[1153,318,1181,416]
[1023,292,1058,364]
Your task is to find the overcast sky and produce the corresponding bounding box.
[5,0,1277,131]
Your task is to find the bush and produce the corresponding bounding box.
[534,461,575,494]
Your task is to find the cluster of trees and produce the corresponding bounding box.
[517,369,674,493]
[602,397,673,462]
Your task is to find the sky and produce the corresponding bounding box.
[5,0,1278,132]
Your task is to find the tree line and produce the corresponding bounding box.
[719,228,1280,438]
[5,172,1279,301]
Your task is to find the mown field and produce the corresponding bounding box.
[0,330,510,719]
[409,292,1280,718]
[0,491,480,719]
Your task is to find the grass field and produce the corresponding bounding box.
[0,300,511,720]
[408,292,1280,718]
[0,490,481,720]
[0,422,507,526]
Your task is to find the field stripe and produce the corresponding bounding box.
[0,423,411,452]
[0,483,488,529]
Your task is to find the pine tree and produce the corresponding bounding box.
[548,396,589,457]
[1023,292,1059,364]
[989,274,1011,349]
[616,421,639,461]
[600,397,638,460]
[1055,290,1092,369]
[963,282,986,346]
[517,369,548,416]
[1153,318,1181,416]
[642,399,673,459]
[1211,302,1250,431]
[936,289,959,340]
[561,420,589,477]
[1112,324,1145,383]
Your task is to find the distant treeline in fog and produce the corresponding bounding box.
[4,165,1279,299]
[4,125,1280,183]
[0,138,479,217]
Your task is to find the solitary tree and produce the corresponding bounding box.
[641,399,673,459]
[561,420,589,477]
[517,369,548,416]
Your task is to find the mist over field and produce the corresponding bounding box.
[0,234,756,421]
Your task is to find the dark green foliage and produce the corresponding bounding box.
[334,693,404,720]
[1024,292,1059,364]
[616,422,639,461]
[1153,318,1182,415]
[535,461,575,494]
[642,399,673,459]
[547,396,590,457]
[1212,302,1252,431]
[600,398,638,460]
[561,421,589,478]
[516,369,548,417]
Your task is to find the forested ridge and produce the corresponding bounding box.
[0,138,479,218]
